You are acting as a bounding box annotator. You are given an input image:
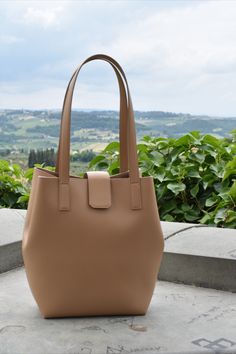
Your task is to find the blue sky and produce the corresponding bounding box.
[1,0,236,116]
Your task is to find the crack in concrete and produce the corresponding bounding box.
[164,224,208,241]
[0,325,25,334]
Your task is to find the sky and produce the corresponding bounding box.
[0,0,236,116]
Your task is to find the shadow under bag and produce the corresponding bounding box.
[22,54,164,318]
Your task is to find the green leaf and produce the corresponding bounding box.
[12,164,22,177]
[2,193,18,208]
[172,208,184,215]
[108,160,119,175]
[103,141,119,153]
[169,147,185,162]
[190,183,199,197]
[181,203,192,212]
[142,135,152,142]
[17,194,29,204]
[184,212,199,221]
[225,210,236,224]
[0,160,10,171]
[89,155,105,168]
[175,134,193,146]
[214,208,227,224]
[163,214,175,222]
[200,213,212,224]
[205,196,218,207]
[151,151,165,166]
[223,157,236,180]
[137,143,148,152]
[156,183,167,200]
[154,167,166,182]
[229,180,236,201]
[96,161,109,170]
[205,155,215,164]
[189,131,201,139]
[155,139,169,149]
[203,134,220,148]
[191,152,205,163]
[161,199,177,213]
[167,182,186,195]
[187,170,201,178]
[202,174,216,189]
[24,168,34,180]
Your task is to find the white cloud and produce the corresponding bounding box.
[22,6,63,29]
[101,1,236,73]
[1,0,236,115]
[95,1,236,115]
[0,34,24,44]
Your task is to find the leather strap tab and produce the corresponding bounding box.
[130,182,142,210]
[85,171,111,209]
[59,183,70,211]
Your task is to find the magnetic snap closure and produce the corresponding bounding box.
[84,171,111,209]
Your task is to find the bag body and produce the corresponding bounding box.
[22,54,164,318]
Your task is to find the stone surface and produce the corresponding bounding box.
[0,268,236,354]
[0,209,26,247]
[159,226,236,292]
[0,209,26,273]
[164,226,236,259]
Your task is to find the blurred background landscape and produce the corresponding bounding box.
[0,1,235,227]
[1,108,235,172]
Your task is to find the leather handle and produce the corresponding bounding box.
[57,54,141,210]
[55,61,129,174]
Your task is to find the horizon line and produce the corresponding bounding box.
[1,108,236,119]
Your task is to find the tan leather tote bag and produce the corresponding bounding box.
[22,54,164,318]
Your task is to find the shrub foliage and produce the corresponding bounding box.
[89,131,236,228]
[0,160,32,209]
[0,162,53,209]
[0,131,235,228]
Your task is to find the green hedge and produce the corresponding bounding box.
[0,131,235,228]
[0,160,31,209]
[90,131,236,228]
[0,162,53,209]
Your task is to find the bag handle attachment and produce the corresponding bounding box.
[57,54,141,211]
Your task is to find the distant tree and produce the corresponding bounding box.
[28,149,36,167]
[71,149,96,163]
[79,149,96,162]
[28,148,56,167]
[0,149,11,157]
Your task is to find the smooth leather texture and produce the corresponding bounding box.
[85,171,111,209]
[22,54,164,318]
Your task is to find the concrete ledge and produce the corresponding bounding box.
[0,209,235,292]
[159,225,236,292]
[0,209,26,273]
[159,253,236,292]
